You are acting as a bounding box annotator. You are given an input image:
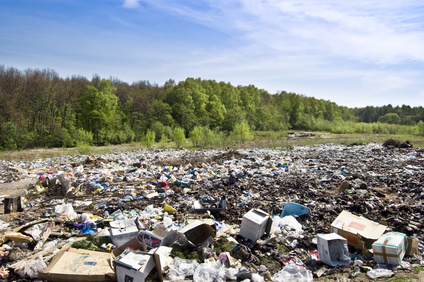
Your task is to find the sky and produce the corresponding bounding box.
[1,0,424,108]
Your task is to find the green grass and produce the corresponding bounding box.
[1,131,424,161]
[414,266,424,274]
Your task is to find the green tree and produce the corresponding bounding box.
[231,121,253,143]
[0,121,17,150]
[189,126,203,147]
[206,95,226,129]
[222,106,245,133]
[151,121,165,142]
[172,127,186,148]
[160,133,168,144]
[78,79,119,144]
[379,113,401,124]
[417,120,424,136]
[143,129,155,148]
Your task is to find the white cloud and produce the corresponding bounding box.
[123,0,141,8]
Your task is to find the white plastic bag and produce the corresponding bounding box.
[14,256,47,279]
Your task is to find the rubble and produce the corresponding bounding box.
[0,143,423,281]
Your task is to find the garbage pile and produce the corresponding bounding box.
[0,143,423,281]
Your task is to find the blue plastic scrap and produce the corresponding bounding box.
[281,202,311,218]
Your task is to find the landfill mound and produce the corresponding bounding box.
[0,144,423,281]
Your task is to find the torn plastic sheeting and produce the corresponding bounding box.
[14,255,47,279]
[23,221,52,241]
[280,202,311,218]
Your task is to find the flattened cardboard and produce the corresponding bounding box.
[38,248,115,282]
[178,219,216,247]
[330,210,387,251]
[317,233,350,266]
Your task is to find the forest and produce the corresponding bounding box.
[1,65,424,150]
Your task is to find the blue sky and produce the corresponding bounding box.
[1,0,424,108]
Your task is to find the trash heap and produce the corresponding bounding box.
[0,143,423,281]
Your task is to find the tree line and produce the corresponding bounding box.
[0,65,423,150]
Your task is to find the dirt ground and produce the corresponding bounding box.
[0,178,32,198]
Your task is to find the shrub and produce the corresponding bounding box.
[143,129,156,148]
[172,127,186,148]
[230,121,253,143]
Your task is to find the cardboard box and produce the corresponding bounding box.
[178,219,216,247]
[137,230,165,249]
[113,249,155,282]
[109,218,139,247]
[372,232,407,265]
[407,237,419,256]
[317,233,350,266]
[330,210,387,250]
[113,237,144,257]
[149,246,172,274]
[239,209,272,242]
[114,249,156,282]
[38,248,115,282]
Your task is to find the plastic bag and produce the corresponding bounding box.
[193,261,226,282]
[167,257,199,280]
[367,268,394,279]
[14,256,47,278]
[54,202,77,220]
[272,259,313,282]
[272,215,303,234]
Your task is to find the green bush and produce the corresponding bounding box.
[189,126,203,147]
[417,121,424,136]
[0,122,17,150]
[143,129,156,148]
[172,127,186,148]
[230,121,253,143]
[73,128,94,146]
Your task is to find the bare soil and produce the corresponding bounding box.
[0,178,32,198]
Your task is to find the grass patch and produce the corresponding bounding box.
[276,243,290,255]
[71,235,112,252]
[414,266,424,274]
[170,244,203,263]
[388,277,410,282]
[1,131,424,161]
[215,238,237,254]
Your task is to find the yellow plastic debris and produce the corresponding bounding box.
[163,204,177,213]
